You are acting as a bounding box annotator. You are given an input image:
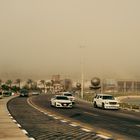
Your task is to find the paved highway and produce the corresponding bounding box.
[8,96,113,140]
[7,94,140,140]
[30,94,140,140]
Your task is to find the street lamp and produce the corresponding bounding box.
[80,45,85,99]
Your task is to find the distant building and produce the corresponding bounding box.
[117,80,140,93]
[102,79,118,93]
[52,75,60,83]
[61,79,72,91]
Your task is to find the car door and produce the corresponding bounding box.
[51,97,55,106]
[95,95,100,107]
[98,96,103,107]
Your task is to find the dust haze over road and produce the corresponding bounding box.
[0,0,140,80]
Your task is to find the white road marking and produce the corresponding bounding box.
[28,138,35,140]
[13,119,17,123]
[69,123,78,127]
[10,116,13,119]
[136,125,140,127]
[17,124,21,128]
[8,113,11,116]
[60,120,67,123]
[81,128,91,132]
[97,134,111,139]
[22,129,28,135]
[53,117,59,119]
[48,114,53,117]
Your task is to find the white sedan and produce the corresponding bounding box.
[50,95,73,108]
[61,92,75,103]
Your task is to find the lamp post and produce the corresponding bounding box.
[80,45,85,99]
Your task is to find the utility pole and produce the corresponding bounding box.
[80,45,85,99]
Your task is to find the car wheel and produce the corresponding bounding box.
[55,102,57,107]
[94,102,97,108]
[102,103,105,109]
[50,101,53,107]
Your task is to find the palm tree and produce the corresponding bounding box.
[46,81,51,92]
[27,79,33,89]
[40,80,46,93]
[16,79,21,89]
[6,80,12,88]
[0,79,2,86]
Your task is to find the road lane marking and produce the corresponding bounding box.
[53,117,59,119]
[12,119,17,123]
[84,111,99,117]
[8,113,11,116]
[48,114,53,117]
[136,125,140,127]
[81,128,91,132]
[29,138,35,140]
[17,124,21,128]
[22,129,28,135]
[60,120,67,123]
[69,123,78,127]
[97,134,111,139]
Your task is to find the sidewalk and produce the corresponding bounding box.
[0,96,29,140]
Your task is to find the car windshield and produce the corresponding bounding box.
[56,96,69,100]
[102,95,114,100]
[64,93,72,96]
[20,89,29,93]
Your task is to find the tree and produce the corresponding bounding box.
[6,80,12,88]
[46,81,51,92]
[16,79,21,89]
[27,79,33,89]
[1,84,9,91]
[40,80,46,92]
[0,79,2,86]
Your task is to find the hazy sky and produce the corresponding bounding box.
[0,0,140,80]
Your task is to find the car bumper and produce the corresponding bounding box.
[55,103,72,108]
[104,104,119,109]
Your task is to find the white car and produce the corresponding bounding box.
[61,92,75,103]
[93,94,119,109]
[50,95,73,108]
[32,91,40,95]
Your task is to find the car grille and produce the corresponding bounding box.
[61,103,70,106]
[109,102,117,105]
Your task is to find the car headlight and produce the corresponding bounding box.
[104,101,109,104]
[56,102,61,104]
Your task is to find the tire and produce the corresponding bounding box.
[50,101,53,107]
[102,103,105,109]
[94,102,97,108]
[55,102,57,108]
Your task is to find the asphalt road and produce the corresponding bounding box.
[7,96,113,140]
[30,94,140,140]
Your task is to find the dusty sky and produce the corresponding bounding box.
[0,0,140,80]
